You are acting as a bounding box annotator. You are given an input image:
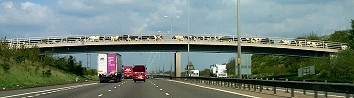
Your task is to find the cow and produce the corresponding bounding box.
[172,35,185,41]
[89,36,100,42]
[111,36,120,41]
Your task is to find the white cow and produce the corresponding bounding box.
[173,35,184,41]
[154,35,163,41]
[341,45,348,50]
[111,36,120,41]
[89,36,100,42]
[280,40,296,46]
[187,36,197,41]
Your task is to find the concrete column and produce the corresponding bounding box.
[175,51,181,77]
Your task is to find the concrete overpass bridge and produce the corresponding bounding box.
[4,34,347,77]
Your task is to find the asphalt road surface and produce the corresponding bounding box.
[0,79,256,98]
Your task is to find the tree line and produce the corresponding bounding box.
[0,41,96,77]
[250,20,354,82]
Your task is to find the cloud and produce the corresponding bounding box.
[239,0,354,37]
[0,0,353,38]
[0,2,53,37]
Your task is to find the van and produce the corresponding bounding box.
[133,65,146,82]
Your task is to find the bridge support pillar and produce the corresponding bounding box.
[174,51,181,77]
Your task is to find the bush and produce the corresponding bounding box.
[1,63,10,73]
[42,69,51,77]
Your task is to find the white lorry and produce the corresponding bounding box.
[210,64,227,77]
[188,70,200,77]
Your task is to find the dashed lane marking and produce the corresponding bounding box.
[165,93,170,96]
[0,83,98,98]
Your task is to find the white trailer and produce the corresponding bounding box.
[97,53,123,83]
[188,70,200,77]
[210,64,227,77]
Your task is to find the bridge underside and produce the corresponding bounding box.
[39,44,331,57]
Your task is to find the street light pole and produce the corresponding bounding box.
[236,0,242,79]
[170,17,173,34]
[164,16,173,77]
[187,0,190,77]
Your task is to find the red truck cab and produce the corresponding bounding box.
[133,65,146,82]
[124,66,133,79]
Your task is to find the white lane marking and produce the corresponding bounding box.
[165,93,170,96]
[98,94,103,97]
[26,96,33,98]
[118,85,121,86]
[0,83,98,98]
[114,87,117,88]
[156,86,159,88]
[108,90,111,92]
[160,89,163,91]
[34,94,41,96]
[168,80,259,98]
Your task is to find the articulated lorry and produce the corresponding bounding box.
[97,53,123,83]
[210,64,227,77]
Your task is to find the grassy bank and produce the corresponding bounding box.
[0,41,98,91]
[0,58,98,90]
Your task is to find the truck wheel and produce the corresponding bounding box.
[144,80,145,82]
[134,80,136,82]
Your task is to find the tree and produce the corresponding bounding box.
[329,30,351,43]
[226,58,236,76]
[296,31,321,40]
[348,20,354,49]
[199,69,210,77]
[329,50,354,79]
[68,55,75,73]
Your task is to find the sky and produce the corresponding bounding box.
[1,0,354,73]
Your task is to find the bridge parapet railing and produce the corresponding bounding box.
[5,34,348,50]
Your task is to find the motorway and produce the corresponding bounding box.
[0,78,258,98]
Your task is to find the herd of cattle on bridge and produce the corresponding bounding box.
[3,34,348,50]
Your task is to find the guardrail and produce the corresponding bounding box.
[3,34,348,50]
[154,75,354,98]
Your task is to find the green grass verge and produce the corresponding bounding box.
[0,60,97,91]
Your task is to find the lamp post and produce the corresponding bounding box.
[164,15,173,77]
[236,0,242,79]
[164,16,173,34]
[187,0,191,77]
